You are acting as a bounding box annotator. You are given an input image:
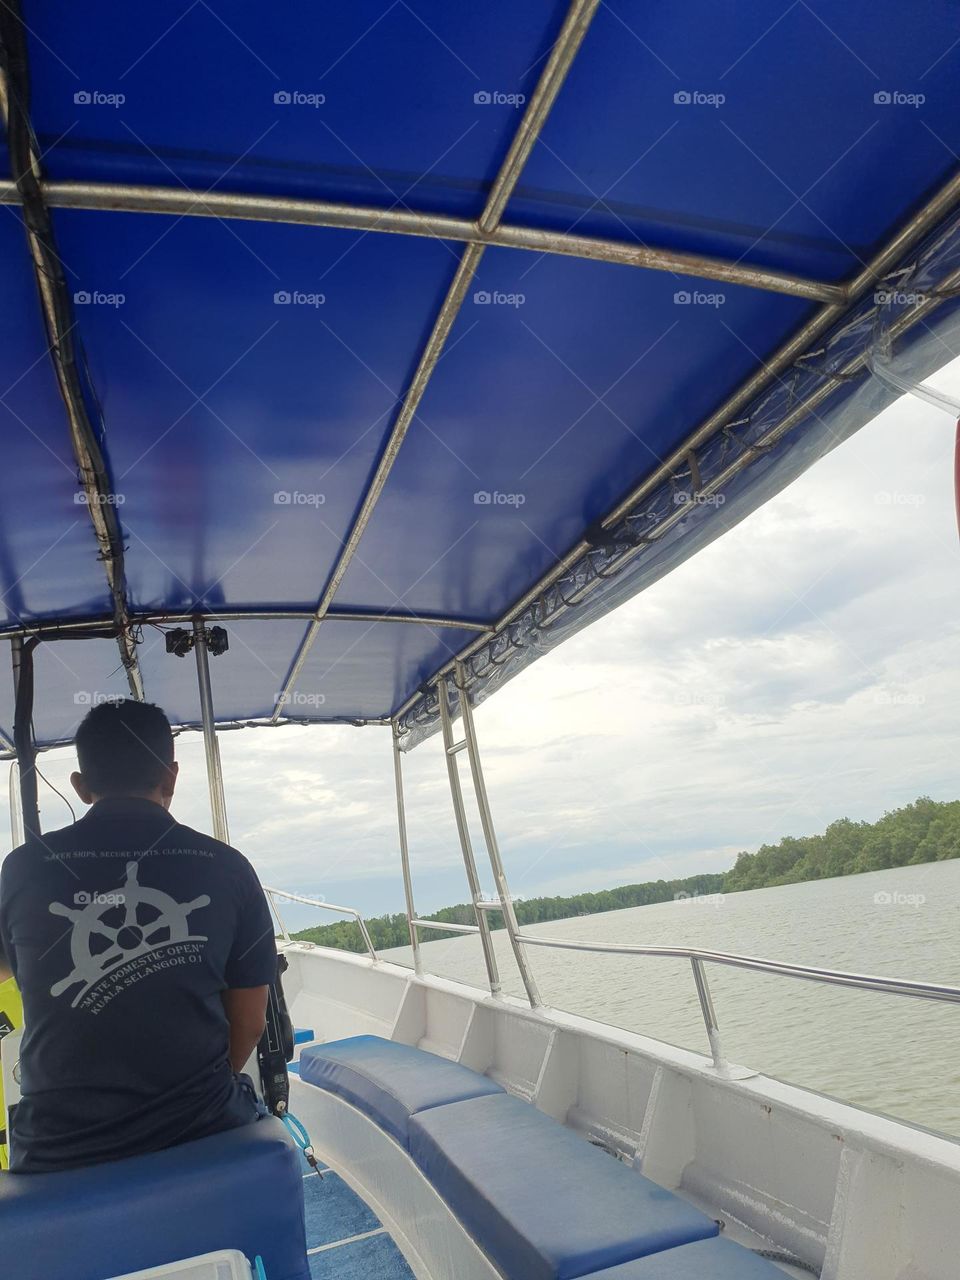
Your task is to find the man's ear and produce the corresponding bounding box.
[160,761,179,804]
[70,771,95,805]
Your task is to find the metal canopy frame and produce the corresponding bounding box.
[269,0,604,722]
[0,0,957,739]
[0,10,143,703]
[391,723,422,976]
[453,661,541,1006]
[436,672,502,996]
[0,607,494,643]
[0,711,396,763]
[193,618,230,844]
[274,0,960,727]
[2,166,956,726]
[0,181,842,305]
[391,661,540,1005]
[394,167,960,730]
[0,19,958,1052]
[1,0,958,914]
[11,634,40,836]
[5,1,957,1018]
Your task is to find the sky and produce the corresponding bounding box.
[5,359,960,930]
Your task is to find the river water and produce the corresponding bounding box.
[381,858,960,1139]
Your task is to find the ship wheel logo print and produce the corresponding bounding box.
[49,861,210,1006]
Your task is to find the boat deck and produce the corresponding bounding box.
[300,1149,414,1280]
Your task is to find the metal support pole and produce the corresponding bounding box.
[455,663,542,1008]
[437,677,501,997]
[392,723,423,976]
[193,618,230,844]
[8,761,24,847]
[11,636,40,837]
[690,957,725,1071]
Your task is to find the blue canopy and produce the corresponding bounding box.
[1,0,959,751]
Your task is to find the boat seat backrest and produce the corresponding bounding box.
[298,1031,505,1145]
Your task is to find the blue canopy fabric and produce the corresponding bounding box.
[1,1,959,751]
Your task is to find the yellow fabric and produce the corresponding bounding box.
[0,976,23,1170]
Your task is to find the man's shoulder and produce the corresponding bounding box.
[165,822,259,879]
[1,840,29,886]
[2,820,82,879]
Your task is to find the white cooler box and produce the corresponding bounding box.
[109,1251,258,1280]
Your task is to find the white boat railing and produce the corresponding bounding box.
[263,886,378,961]
[514,931,960,1070]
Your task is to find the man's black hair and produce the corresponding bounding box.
[75,699,175,797]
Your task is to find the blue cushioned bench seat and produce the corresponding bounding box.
[0,1117,309,1280]
[301,1036,788,1280]
[409,1092,717,1280]
[298,1033,505,1146]
[585,1237,788,1278]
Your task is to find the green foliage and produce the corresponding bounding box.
[291,873,726,952]
[723,796,960,891]
[291,797,959,953]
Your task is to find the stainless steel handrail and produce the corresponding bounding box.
[411,917,481,936]
[515,932,960,1071]
[514,934,960,1002]
[264,886,378,961]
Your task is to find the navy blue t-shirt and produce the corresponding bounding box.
[0,797,277,1172]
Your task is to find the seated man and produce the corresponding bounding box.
[0,699,276,1173]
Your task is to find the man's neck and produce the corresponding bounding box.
[89,792,169,809]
